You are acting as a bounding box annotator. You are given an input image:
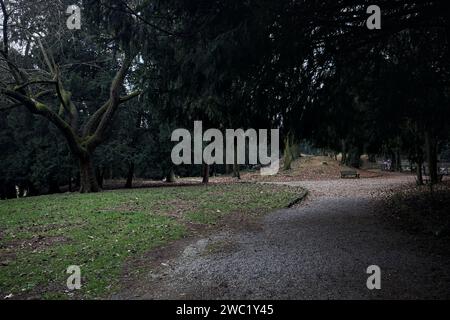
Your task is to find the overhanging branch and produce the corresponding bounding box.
[119,90,142,103]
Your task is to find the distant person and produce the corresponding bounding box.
[387,159,392,171]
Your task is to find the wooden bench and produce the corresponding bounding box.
[340,170,360,179]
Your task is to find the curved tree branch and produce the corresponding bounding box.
[0,87,84,156]
[86,52,138,150]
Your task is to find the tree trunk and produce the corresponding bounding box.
[125,162,134,188]
[232,164,240,179]
[68,171,72,192]
[348,147,361,168]
[396,149,402,172]
[390,151,397,171]
[166,167,176,183]
[283,136,293,171]
[202,163,210,184]
[425,131,438,184]
[96,166,104,188]
[233,153,241,179]
[416,160,424,185]
[0,181,4,200]
[341,140,347,164]
[48,177,61,194]
[79,155,100,193]
[232,137,241,179]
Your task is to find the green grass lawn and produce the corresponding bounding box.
[0,183,304,299]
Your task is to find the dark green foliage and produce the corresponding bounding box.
[2,0,450,195]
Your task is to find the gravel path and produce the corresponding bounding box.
[119,175,450,299]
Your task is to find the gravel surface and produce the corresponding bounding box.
[117,175,450,299]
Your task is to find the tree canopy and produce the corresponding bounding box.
[1,0,450,196]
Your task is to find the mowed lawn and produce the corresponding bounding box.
[0,183,303,299]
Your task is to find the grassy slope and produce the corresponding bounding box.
[0,183,303,299]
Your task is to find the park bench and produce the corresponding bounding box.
[340,170,360,179]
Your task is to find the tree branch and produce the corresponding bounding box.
[81,99,110,137]
[36,37,55,75]
[119,90,142,103]
[0,0,9,58]
[87,52,137,150]
[14,80,56,91]
[0,87,84,156]
[52,66,79,129]
[81,90,141,137]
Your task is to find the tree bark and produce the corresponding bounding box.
[96,166,105,188]
[125,162,134,188]
[166,167,176,183]
[396,149,402,172]
[416,160,424,185]
[232,163,240,179]
[425,131,438,184]
[232,137,241,179]
[390,151,397,171]
[48,177,61,194]
[283,137,293,171]
[233,153,241,179]
[202,163,210,184]
[79,155,100,193]
[348,147,361,168]
[341,140,347,164]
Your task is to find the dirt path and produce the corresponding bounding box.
[115,175,450,299]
